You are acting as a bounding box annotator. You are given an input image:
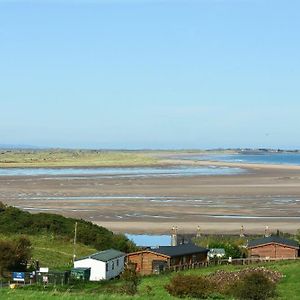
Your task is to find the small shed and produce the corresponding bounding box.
[127,243,208,275]
[247,236,299,259]
[71,267,91,281]
[74,249,125,281]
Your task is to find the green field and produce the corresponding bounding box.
[0,233,97,270]
[1,260,300,299]
[0,150,161,168]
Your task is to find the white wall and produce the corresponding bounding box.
[74,258,106,281]
[105,255,125,280]
[74,255,125,281]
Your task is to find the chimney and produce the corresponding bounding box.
[171,226,178,246]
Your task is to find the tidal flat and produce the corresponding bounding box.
[1,150,300,234]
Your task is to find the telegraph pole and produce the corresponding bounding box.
[73,222,78,263]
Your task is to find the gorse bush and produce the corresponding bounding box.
[232,272,277,300]
[0,202,137,253]
[165,274,212,299]
[207,267,282,295]
[165,268,281,299]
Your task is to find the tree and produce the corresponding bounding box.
[0,240,15,276]
[12,236,32,271]
[0,236,32,276]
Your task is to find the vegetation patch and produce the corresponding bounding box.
[165,267,282,299]
[0,202,137,254]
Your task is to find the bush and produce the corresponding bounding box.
[165,274,212,298]
[207,267,282,295]
[232,271,277,300]
[120,267,140,295]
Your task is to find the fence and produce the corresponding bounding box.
[167,257,300,272]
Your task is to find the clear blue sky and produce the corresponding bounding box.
[0,0,299,149]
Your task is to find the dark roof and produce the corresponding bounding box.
[76,249,125,262]
[248,236,299,249]
[151,243,208,258]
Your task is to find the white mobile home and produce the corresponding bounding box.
[74,249,125,281]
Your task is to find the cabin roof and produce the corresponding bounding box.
[151,243,208,258]
[76,249,125,262]
[248,236,299,249]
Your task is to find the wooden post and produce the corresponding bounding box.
[73,222,78,263]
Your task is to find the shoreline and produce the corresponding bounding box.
[94,221,300,235]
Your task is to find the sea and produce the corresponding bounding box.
[183,152,300,166]
[0,166,242,177]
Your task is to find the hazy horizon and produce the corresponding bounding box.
[1,0,299,149]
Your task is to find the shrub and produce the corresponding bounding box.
[165,274,212,298]
[120,267,140,295]
[207,267,282,295]
[232,271,277,300]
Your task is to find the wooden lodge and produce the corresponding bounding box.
[126,243,208,275]
[247,236,299,259]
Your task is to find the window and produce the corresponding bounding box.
[117,259,119,267]
[106,263,108,272]
[112,261,114,270]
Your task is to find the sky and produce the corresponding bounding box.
[0,0,299,149]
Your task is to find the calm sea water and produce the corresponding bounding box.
[126,234,171,247]
[0,166,242,177]
[186,153,300,166]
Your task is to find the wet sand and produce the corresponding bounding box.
[1,160,300,234]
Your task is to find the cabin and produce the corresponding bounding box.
[247,236,299,259]
[74,249,125,281]
[127,243,208,275]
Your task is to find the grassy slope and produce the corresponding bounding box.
[0,150,160,168]
[0,234,96,270]
[1,260,300,299]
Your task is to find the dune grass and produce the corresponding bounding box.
[0,150,161,168]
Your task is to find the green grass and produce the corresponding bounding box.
[0,234,96,270]
[0,150,161,168]
[1,260,300,299]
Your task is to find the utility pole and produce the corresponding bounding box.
[73,222,78,263]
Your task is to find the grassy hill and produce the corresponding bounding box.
[0,260,299,299]
[0,233,97,270]
[0,203,136,254]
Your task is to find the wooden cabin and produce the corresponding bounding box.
[247,236,299,259]
[127,244,208,275]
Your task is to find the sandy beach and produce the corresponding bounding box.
[0,154,300,235]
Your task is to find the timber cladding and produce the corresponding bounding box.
[249,243,298,259]
[127,251,169,275]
